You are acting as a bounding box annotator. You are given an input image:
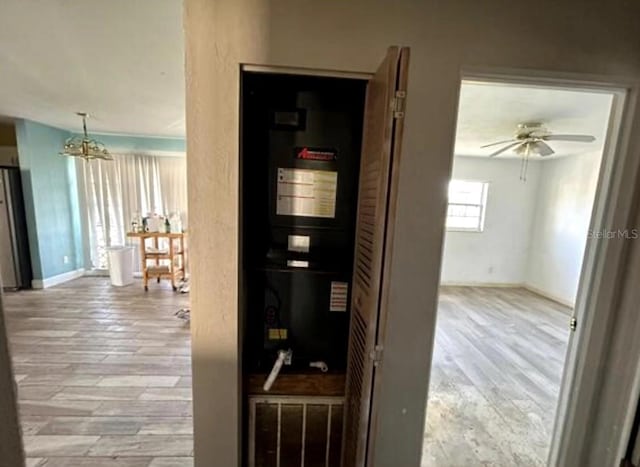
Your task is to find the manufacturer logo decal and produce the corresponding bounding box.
[294,147,338,162]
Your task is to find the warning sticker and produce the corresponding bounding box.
[268,328,288,340]
[288,235,310,253]
[330,281,349,312]
[276,168,338,218]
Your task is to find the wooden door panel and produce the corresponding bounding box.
[342,46,410,467]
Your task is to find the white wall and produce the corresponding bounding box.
[441,152,603,306]
[526,151,603,306]
[440,156,540,285]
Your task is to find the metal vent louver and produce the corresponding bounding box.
[249,396,344,467]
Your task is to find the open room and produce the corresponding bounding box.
[0,1,192,466]
[422,80,613,466]
[1,2,640,467]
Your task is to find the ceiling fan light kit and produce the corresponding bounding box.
[481,122,596,181]
[60,112,113,161]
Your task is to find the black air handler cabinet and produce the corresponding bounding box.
[241,71,367,466]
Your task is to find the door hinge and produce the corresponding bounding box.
[370,344,384,367]
[393,90,406,119]
[570,317,578,332]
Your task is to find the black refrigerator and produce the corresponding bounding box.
[0,167,32,289]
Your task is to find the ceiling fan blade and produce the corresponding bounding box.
[534,141,555,157]
[488,141,522,157]
[481,139,517,148]
[544,134,596,143]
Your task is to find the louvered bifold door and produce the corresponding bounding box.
[342,46,410,467]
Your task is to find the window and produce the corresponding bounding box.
[446,180,489,232]
[80,153,188,271]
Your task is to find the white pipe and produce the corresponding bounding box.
[309,361,329,372]
[263,349,291,391]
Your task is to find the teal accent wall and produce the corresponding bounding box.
[15,121,186,281]
[15,120,82,281]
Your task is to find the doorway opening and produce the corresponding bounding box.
[421,78,620,466]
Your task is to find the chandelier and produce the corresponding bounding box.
[60,112,112,161]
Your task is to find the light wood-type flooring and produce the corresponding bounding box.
[4,279,569,466]
[4,277,192,467]
[422,286,571,467]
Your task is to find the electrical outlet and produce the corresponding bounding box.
[63,255,69,264]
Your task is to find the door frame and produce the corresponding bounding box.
[448,66,640,466]
[242,63,373,81]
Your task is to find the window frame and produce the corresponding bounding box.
[445,179,489,233]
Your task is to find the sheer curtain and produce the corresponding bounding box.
[79,153,187,271]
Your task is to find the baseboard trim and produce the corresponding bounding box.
[82,269,142,278]
[440,281,575,309]
[440,281,523,288]
[32,268,85,289]
[523,284,575,309]
[84,269,109,277]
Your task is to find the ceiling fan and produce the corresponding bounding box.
[482,122,596,180]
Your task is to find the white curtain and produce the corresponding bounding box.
[80,153,187,271]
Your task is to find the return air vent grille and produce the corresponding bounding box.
[249,395,344,467]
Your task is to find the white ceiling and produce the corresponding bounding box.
[455,81,613,159]
[0,0,185,138]
[0,2,615,148]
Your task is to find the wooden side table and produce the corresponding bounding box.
[126,231,187,291]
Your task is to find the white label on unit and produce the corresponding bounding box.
[288,235,310,253]
[287,260,309,268]
[276,168,338,218]
[330,281,349,312]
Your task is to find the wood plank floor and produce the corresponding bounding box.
[422,286,571,467]
[4,279,569,466]
[4,277,192,467]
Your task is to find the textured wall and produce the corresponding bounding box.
[184,1,270,466]
[526,151,603,306]
[184,1,640,466]
[441,157,541,286]
[15,119,81,280]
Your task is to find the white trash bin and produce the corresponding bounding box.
[107,246,134,286]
